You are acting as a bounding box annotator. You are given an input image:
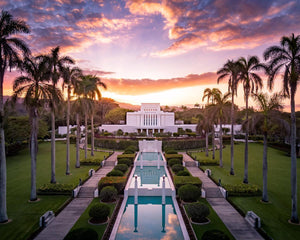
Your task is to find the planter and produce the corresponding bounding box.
[190,217,211,225]
[88,217,109,225]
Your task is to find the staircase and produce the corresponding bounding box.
[204,187,223,198]
[77,187,96,198]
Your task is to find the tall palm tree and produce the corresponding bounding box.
[207,92,231,167]
[12,56,62,201]
[217,60,241,175]
[81,75,106,156]
[202,88,222,159]
[264,33,300,223]
[61,66,82,174]
[0,10,30,223]
[238,56,263,183]
[41,46,74,180]
[251,92,286,202]
[196,110,213,157]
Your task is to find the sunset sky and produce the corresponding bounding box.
[2,0,300,110]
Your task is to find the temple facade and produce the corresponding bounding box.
[99,103,196,135]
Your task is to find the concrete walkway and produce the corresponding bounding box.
[183,153,263,240]
[35,152,120,240]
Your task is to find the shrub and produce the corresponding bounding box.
[38,183,74,195]
[117,153,135,161]
[80,158,102,165]
[177,170,190,176]
[107,169,124,177]
[201,230,230,240]
[178,184,201,202]
[165,149,178,154]
[123,149,135,154]
[117,158,132,167]
[223,183,261,196]
[98,177,126,194]
[64,228,98,240]
[198,159,219,166]
[163,139,205,150]
[100,186,117,202]
[168,158,182,167]
[165,154,183,161]
[186,203,210,223]
[173,132,179,137]
[174,176,202,190]
[114,164,128,173]
[172,164,184,173]
[89,202,110,222]
[94,138,138,150]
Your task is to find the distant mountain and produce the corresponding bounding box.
[116,102,140,110]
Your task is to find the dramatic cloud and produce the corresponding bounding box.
[126,0,300,57]
[102,72,217,95]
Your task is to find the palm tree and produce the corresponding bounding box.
[196,110,213,157]
[80,75,106,157]
[251,92,286,202]
[207,92,231,167]
[61,66,82,174]
[238,56,263,183]
[264,33,300,223]
[217,60,241,175]
[12,56,62,201]
[42,46,74,180]
[202,88,221,159]
[0,10,30,223]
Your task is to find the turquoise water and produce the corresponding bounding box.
[116,196,184,240]
[134,167,166,185]
[137,152,163,161]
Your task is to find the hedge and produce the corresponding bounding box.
[174,176,202,190]
[117,153,135,160]
[117,158,132,167]
[168,158,182,167]
[178,184,201,202]
[80,158,102,165]
[38,183,74,195]
[114,164,128,173]
[198,159,219,166]
[107,169,124,177]
[98,177,127,194]
[95,138,138,150]
[165,154,183,161]
[223,183,261,197]
[163,139,205,150]
[172,164,184,173]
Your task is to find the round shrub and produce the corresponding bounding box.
[186,202,210,223]
[124,145,136,152]
[89,202,110,222]
[201,230,230,240]
[123,149,135,154]
[100,186,117,202]
[107,169,124,177]
[178,184,201,202]
[114,164,128,173]
[172,164,184,173]
[176,170,190,176]
[168,158,182,167]
[165,149,178,154]
[64,228,98,240]
[118,158,132,167]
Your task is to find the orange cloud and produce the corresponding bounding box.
[102,72,217,95]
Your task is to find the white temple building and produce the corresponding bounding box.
[99,103,197,135]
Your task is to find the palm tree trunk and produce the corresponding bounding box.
[30,109,38,201]
[243,94,249,183]
[290,92,299,223]
[230,91,234,175]
[65,89,70,175]
[212,126,215,159]
[91,111,94,156]
[50,110,56,183]
[205,132,208,157]
[219,120,223,167]
[262,132,268,202]
[0,77,8,222]
[76,113,80,168]
[84,113,88,160]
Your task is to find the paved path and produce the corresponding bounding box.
[184,154,263,240]
[35,152,120,240]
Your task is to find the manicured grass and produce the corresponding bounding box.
[184,198,234,240]
[0,141,107,240]
[67,198,116,238]
[190,142,300,240]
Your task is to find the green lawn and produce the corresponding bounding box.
[184,198,235,240]
[67,198,116,238]
[0,141,107,240]
[190,142,300,240]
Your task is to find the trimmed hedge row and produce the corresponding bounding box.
[95,138,138,150]
[223,183,261,196]
[198,159,219,166]
[98,177,127,194]
[80,158,102,165]
[174,176,202,190]
[117,153,135,160]
[165,154,183,161]
[163,139,205,150]
[38,183,74,195]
